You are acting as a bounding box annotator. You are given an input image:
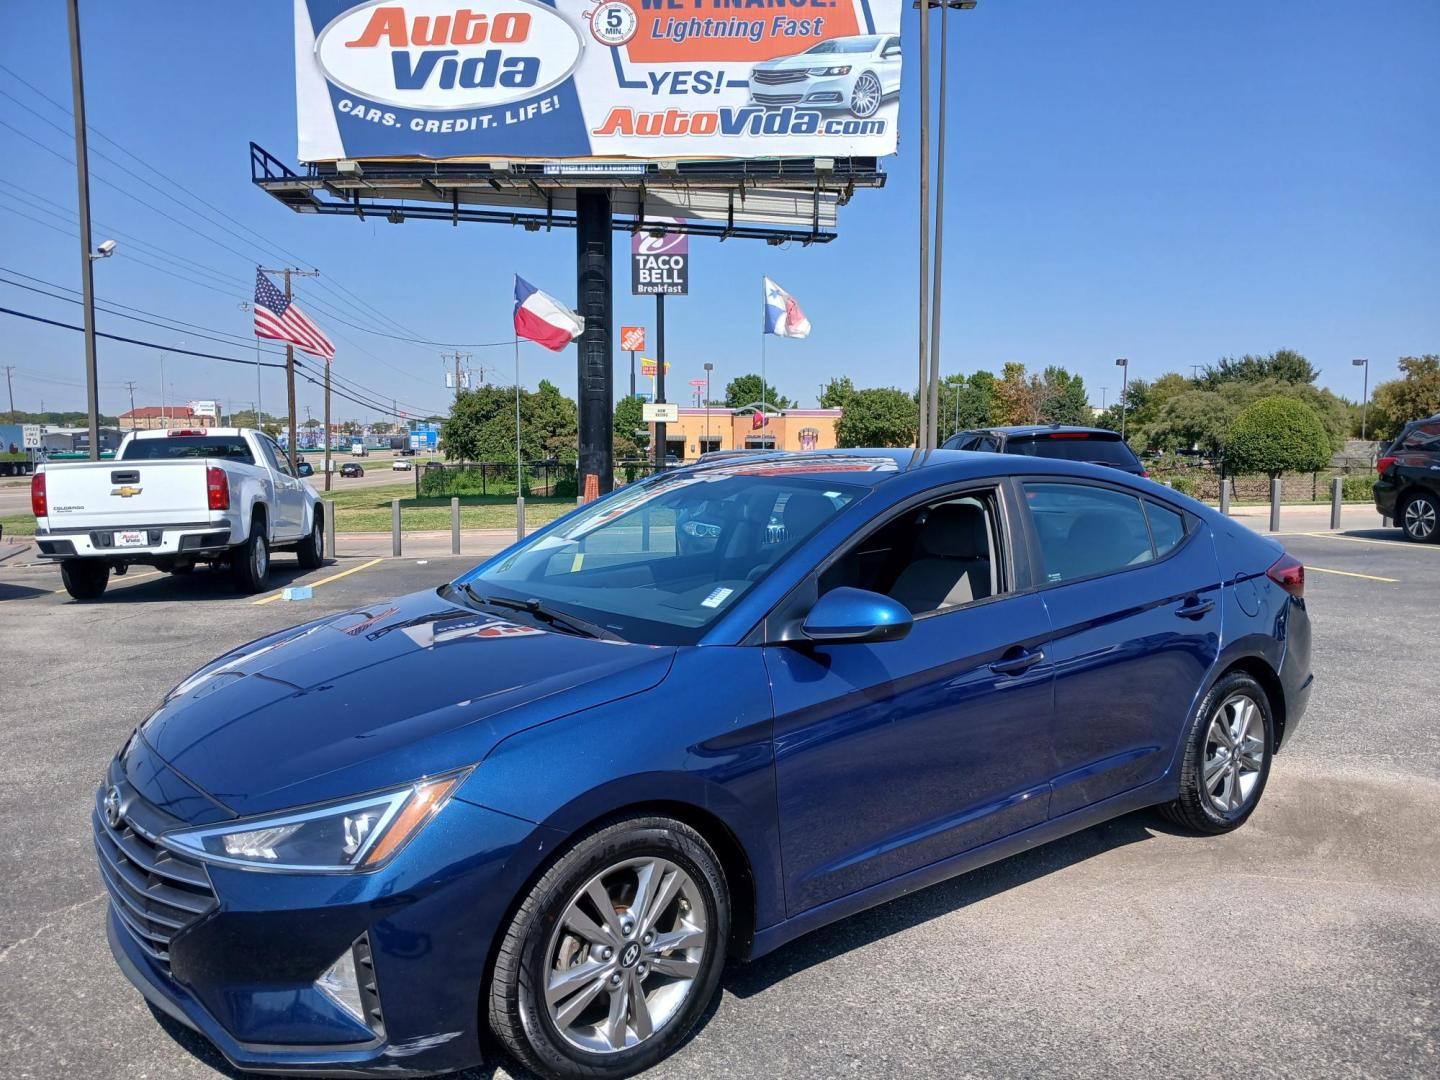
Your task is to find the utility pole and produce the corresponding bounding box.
[259,267,320,472]
[67,0,100,459]
[1116,358,1130,439]
[323,359,332,491]
[444,351,473,401]
[3,365,14,423]
[123,380,136,428]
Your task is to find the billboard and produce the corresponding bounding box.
[294,0,903,162]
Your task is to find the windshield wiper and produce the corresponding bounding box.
[460,585,626,642]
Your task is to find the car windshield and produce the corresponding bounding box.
[120,436,254,463]
[455,473,864,645]
[805,37,880,54]
[1007,434,1139,467]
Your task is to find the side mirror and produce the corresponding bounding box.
[800,587,913,645]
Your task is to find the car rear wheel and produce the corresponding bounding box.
[850,71,882,118]
[1160,671,1273,834]
[488,816,729,1080]
[1401,492,1438,542]
[231,526,269,593]
[61,560,109,600]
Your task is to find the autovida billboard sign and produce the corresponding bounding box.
[294,0,903,161]
[632,230,687,295]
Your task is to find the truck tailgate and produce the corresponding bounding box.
[42,460,211,529]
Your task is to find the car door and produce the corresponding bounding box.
[762,483,1055,915]
[257,436,304,538]
[1018,480,1222,816]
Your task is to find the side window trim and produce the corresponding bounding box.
[1010,475,1200,592]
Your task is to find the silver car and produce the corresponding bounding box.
[749,35,902,118]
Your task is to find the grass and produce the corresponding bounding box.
[319,481,573,532]
[2,515,35,537]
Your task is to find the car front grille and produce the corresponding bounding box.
[752,69,808,85]
[93,787,217,971]
[752,92,806,106]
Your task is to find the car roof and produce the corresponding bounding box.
[961,425,1122,438]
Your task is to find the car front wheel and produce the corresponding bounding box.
[850,71,882,118]
[1161,671,1273,834]
[230,527,269,593]
[488,816,729,1080]
[1401,492,1438,542]
[297,513,324,569]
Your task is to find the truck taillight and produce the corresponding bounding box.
[1266,554,1305,599]
[1375,455,1396,475]
[206,467,229,511]
[30,472,46,517]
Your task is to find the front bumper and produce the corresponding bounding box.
[748,73,853,109]
[99,767,552,1076]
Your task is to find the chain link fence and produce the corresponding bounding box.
[415,460,664,500]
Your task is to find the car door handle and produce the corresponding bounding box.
[1175,598,1215,619]
[989,648,1045,676]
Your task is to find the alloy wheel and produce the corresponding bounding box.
[543,857,708,1054]
[851,73,882,118]
[1404,497,1436,540]
[1201,693,1265,814]
[254,536,268,578]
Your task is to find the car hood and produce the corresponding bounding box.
[136,588,675,817]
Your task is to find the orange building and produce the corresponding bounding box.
[648,407,842,462]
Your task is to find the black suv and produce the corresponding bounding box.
[1374,414,1440,542]
[942,425,1147,476]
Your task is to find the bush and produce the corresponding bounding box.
[1168,474,1199,497]
[1341,473,1375,501]
[1224,397,1332,478]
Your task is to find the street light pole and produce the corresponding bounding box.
[1115,358,1129,439]
[704,362,713,451]
[1352,358,1370,441]
[66,0,101,460]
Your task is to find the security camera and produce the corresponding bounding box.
[93,239,117,258]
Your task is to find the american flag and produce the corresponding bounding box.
[253,269,335,361]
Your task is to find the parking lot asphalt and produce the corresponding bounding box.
[0,531,1436,1080]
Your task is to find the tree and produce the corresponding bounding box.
[993,362,1038,425]
[835,388,918,448]
[933,371,997,439]
[1369,356,1440,441]
[819,375,855,409]
[529,379,578,463]
[1224,397,1332,478]
[1198,349,1319,389]
[613,394,648,458]
[1038,366,1091,425]
[724,373,794,410]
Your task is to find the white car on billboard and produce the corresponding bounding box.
[748,35,903,119]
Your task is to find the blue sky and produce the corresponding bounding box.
[1,0,1436,422]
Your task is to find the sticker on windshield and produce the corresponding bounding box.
[700,587,734,609]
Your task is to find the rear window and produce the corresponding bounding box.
[1007,434,1140,468]
[1395,421,1440,453]
[120,436,254,464]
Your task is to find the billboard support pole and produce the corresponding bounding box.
[575,189,614,495]
[926,0,949,450]
[916,0,932,454]
[654,293,667,470]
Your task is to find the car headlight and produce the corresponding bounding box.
[809,65,852,76]
[163,772,468,872]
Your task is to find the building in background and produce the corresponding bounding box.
[648,407,842,461]
[118,405,200,430]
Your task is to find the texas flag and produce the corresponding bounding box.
[514,275,585,351]
[763,276,811,339]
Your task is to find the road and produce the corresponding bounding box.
[0,528,1435,1079]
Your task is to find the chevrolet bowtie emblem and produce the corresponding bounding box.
[111,486,142,498]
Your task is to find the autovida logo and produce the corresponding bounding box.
[314,0,583,111]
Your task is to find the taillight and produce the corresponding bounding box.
[1141,469,1150,478]
[30,472,46,517]
[206,466,229,511]
[1375,455,1396,475]
[1266,554,1304,598]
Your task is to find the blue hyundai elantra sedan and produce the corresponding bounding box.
[96,450,1311,1078]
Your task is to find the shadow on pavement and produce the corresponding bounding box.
[1340,527,1408,542]
[59,560,332,605]
[0,580,50,602]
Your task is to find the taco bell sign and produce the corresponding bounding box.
[632,231,688,296]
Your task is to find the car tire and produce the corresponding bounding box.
[230,522,270,594]
[61,560,109,600]
[1400,492,1439,542]
[297,512,324,570]
[488,816,729,1080]
[850,71,882,118]
[1160,670,1273,835]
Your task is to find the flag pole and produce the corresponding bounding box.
[760,277,768,421]
[514,336,524,542]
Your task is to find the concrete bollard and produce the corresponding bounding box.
[1330,476,1343,530]
[450,497,460,555]
[1219,478,1231,516]
[1269,478,1282,532]
[324,499,336,562]
[391,498,402,557]
[516,496,526,543]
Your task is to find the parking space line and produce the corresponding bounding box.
[1285,531,1436,550]
[1304,565,1398,583]
[252,557,384,605]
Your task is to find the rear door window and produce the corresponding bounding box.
[1023,483,1157,583]
[1398,422,1440,452]
[1144,500,1188,556]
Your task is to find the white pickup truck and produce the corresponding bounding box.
[31,427,324,599]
